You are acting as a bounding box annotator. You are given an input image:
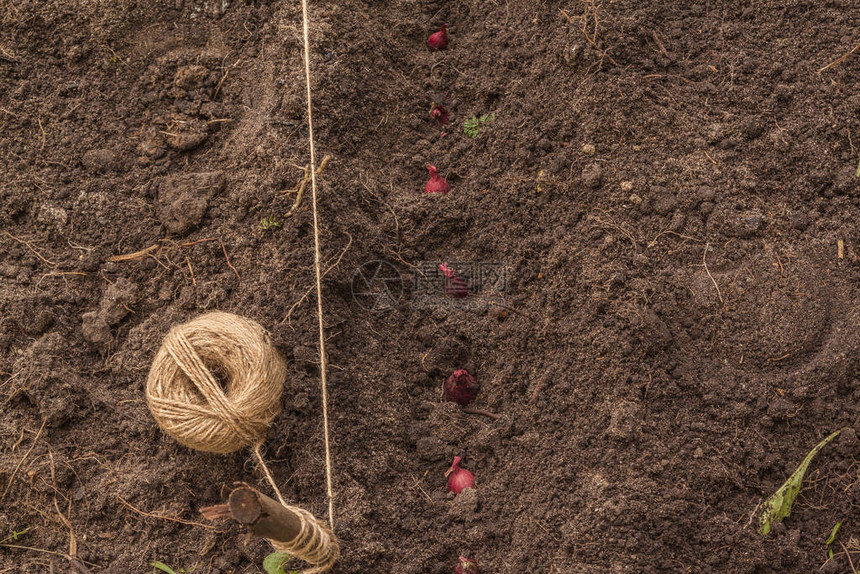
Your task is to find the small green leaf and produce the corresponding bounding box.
[151,562,178,574]
[758,429,842,535]
[260,214,283,231]
[263,551,292,574]
[825,521,843,546]
[0,527,30,545]
[12,528,29,541]
[463,117,481,138]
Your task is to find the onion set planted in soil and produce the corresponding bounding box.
[439,263,468,297]
[430,104,450,127]
[446,456,475,494]
[444,369,479,406]
[427,24,449,51]
[425,165,451,195]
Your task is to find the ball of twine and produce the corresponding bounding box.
[146,312,286,454]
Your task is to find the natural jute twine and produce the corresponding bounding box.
[271,505,339,574]
[299,0,336,532]
[146,312,338,572]
[145,311,286,453]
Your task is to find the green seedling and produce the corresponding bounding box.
[758,429,842,535]
[263,551,300,574]
[463,112,496,138]
[260,214,284,231]
[150,561,197,574]
[0,528,30,545]
[825,520,843,559]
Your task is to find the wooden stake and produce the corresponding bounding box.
[230,487,304,543]
[201,486,303,544]
[201,485,338,571]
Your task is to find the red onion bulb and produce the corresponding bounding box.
[425,165,451,195]
[444,369,479,406]
[439,263,467,298]
[430,105,450,127]
[427,24,449,51]
[446,456,475,494]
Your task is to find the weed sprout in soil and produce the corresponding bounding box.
[446,456,475,494]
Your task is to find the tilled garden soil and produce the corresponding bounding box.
[2,1,860,572]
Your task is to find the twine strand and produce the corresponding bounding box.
[254,443,287,507]
[252,445,340,572]
[254,445,340,572]
[299,0,335,530]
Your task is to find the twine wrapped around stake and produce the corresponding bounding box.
[201,486,338,574]
[146,312,286,453]
[147,312,339,572]
[270,506,339,574]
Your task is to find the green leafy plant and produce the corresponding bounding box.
[260,214,283,231]
[463,112,496,138]
[758,429,842,535]
[825,520,843,559]
[263,551,300,574]
[150,561,196,574]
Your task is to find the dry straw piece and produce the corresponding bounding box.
[146,311,286,453]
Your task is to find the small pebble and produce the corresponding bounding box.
[697,187,716,202]
[743,210,764,234]
[581,164,603,189]
[82,149,116,172]
[790,211,809,230]
[620,180,634,192]
[582,143,596,155]
[628,194,642,205]
[37,204,68,228]
[653,194,677,215]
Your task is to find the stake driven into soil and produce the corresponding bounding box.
[201,486,339,572]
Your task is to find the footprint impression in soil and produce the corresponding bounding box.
[687,250,834,372]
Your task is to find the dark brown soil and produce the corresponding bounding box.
[2,1,860,572]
